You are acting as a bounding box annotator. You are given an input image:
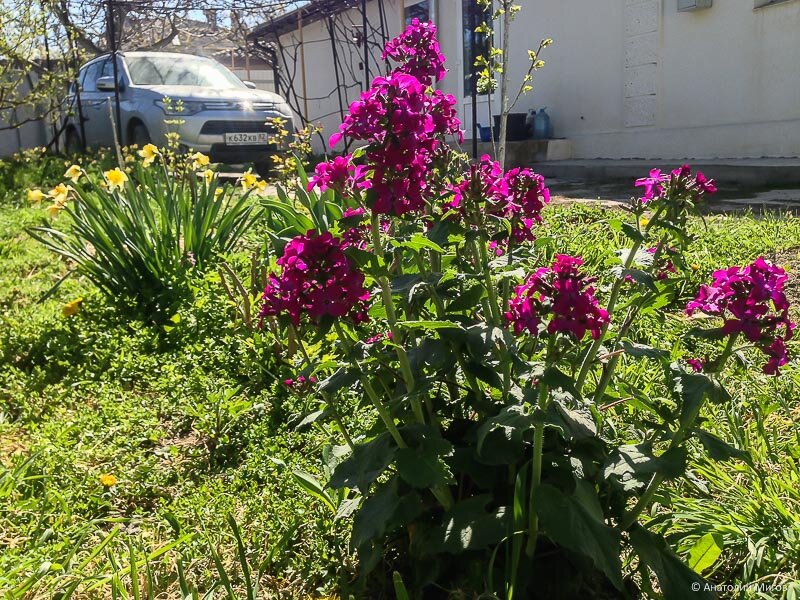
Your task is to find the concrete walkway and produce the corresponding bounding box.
[546,176,800,213]
[535,158,800,188]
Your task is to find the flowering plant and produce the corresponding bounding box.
[258,22,793,598]
[30,151,264,321]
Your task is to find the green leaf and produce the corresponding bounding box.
[618,268,658,292]
[329,433,397,492]
[694,429,753,466]
[621,341,669,361]
[397,320,463,331]
[292,470,336,513]
[534,484,623,590]
[318,368,359,394]
[672,367,731,429]
[447,284,486,313]
[421,495,509,554]
[393,572,411,600]
[621,223,645,242]
[602,444,687,491]
[352,480,424,549]
[396,437,455,488]
[686,326,728,341]
[476,405,534,464]
[464,360,503,389]
[630,527,714,600]
[541,365,583,402]
[393,234,446,254]
[687,532,724,574]
[390,274,425,293]
[546,399,597,440]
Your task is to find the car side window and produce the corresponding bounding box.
[81,61,104,93]
[100,59,114,79]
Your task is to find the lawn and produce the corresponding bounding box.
[1,174,799,599]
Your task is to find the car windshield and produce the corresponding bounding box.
[126,55,246,88]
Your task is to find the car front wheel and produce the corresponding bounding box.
[130,122,151,146]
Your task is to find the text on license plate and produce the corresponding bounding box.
[224,132,270,145]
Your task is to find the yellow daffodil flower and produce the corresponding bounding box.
[104,168,128,190]
[62,297,83,317]
[240,171,259,191]
[46,202,66,219]
[99,473,118,487]
[202,169,215,184]
[138,143,160,166]
[48,183,69,204]
[64,164,83,183]
[214,188,224,199]
[256,179,268,192]
[191,152,210,169]
[27,188,45,203]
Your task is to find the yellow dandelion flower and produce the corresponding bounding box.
[27,188,45,204]
[104,168,128,190]
[48,183,70,204]
[691,263,701,271]
[99,473,118,487]
[639,217,650,228]
[138,143,160,166]
[191,152,210,169]
[202,169,215,184]
[240,170,259,191]
[64,164,83,183]
[62,297,83,317]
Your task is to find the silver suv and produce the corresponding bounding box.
[64,51,294,175]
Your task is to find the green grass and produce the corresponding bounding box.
[0,203,352,598]
[2,195,800,598]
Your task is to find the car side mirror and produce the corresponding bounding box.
[96,76,120,91]
[243,80,257,90]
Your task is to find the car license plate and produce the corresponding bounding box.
[224,132,270,145]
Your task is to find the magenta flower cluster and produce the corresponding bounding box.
[308,155,369,197]
[260,231,371,326]
[328,21,462,216]
[381,18,447,86]
[686,257,794,374]
[506,255,609,340]
[450,155,550,245]
[635,164,717,204]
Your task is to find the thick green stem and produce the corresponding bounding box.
[362,376,407,449]
[526,338,555,557]
[369,212,423,422]
[474,235,503,325]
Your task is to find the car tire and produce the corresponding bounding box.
[254,160,273,180]
[64,128,83,155]
[130,122,151,146]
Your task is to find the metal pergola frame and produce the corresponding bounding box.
[248,0,484,157]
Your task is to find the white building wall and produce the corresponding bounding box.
[275,0,800,159]
[493,0,800,159]
[274,0,404,152]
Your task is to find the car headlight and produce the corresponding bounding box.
[155,98,204,116]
